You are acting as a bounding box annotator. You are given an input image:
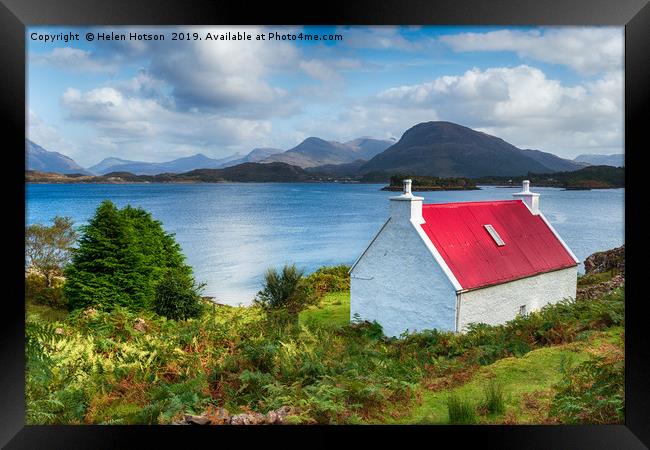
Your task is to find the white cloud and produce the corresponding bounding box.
[59,84,273,162]
[27,109,67,150]
[31,47,117,72]
[439,28,623,75]
[375,65,623,156]
[337,26,427,50]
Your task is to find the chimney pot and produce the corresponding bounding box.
[390,179,423,223]
[404,179,412,195]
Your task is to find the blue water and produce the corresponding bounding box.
[26,183,624,305]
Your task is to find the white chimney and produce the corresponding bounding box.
[390,179,424,224]
[513,180,540,215]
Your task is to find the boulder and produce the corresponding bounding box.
[230,411,266,425]
[183,414,211,425]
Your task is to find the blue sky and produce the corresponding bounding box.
[27,25,623,167]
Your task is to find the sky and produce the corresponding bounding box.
[27,25,624,167]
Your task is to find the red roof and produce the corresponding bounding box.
[420,200,577,291]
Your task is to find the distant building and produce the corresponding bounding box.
[349,179,579,337]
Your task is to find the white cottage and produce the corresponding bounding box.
[349,179,579,337]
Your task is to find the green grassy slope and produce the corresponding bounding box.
[383,327,622,424]
[299,291,350,328]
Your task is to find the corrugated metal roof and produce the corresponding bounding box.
[420,200,577,291]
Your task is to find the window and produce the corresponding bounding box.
[519,305,527,316]
[484,224,506,246]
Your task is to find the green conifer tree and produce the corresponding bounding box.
[64,200,194,311]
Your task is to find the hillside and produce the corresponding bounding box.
[26,140,91,175]
[27,162,321,183]
[220,148,282,168]
[89,153,244,176]
[263,136,393,168]
[521,149,587,172]
[574,153,624,168]
[359,122,578,178]
[475,165,624,189]
[26,249,625,425]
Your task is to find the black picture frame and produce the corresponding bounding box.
[2,0,648,448]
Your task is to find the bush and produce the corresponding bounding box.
[254,264,317,323]
[153,269,205,321]
[26,273,67,309]
[305,265,350,297]
[447,393,478,424]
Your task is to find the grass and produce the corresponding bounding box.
[25,299,68,323]
[299,291,350,328]
[383,326,623,424]
[480,379,506,415]
[577,270,618,286]
[446,393,478,424]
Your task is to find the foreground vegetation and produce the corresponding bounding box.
[26,280,624,424]
[25,204,624,425]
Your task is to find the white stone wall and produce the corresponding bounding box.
[350,217,457,337]
[457,266,578,332]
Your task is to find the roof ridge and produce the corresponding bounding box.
[423,200,521,207]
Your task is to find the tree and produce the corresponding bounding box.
[254,264,316,324]
[64,200,195,311]
[154,269,205,320]
[25,217,77,287]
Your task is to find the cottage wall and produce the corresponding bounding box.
[456,265,578,332]
[350,217,457,337]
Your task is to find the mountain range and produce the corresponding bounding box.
[574,153,624,168]
[26,140,92,175]
[260,137,394,168]
[26,121,623,179]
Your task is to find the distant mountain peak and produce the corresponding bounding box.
[26,139,92,175]
[359,120,584,178]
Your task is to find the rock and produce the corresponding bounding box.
[184,414,211,425]
[134,318,147,332]
[584,246,624,274]
[265,406,298,424]
[229,411,266,425]
[265,411,282,424]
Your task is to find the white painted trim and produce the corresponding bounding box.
[349,218,391,274]
[410,219,463,291]
[538,212,581,264]
[455,293,461,333]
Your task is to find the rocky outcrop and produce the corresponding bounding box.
[577,273,625,300]
[584,246,624,274]
[577,246,625,300]
[172,406,297,425]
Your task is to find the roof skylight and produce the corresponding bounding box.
[484,224,506,246]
